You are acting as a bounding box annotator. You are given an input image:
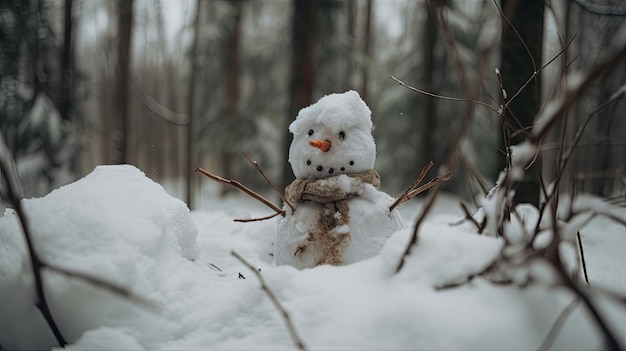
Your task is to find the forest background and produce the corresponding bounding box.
[1,0,624,210]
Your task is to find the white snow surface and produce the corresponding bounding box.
[0,165,624,350]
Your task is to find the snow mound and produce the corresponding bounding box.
[0,165,198,349]
[0,167,623,350]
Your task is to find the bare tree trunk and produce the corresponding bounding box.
[415,0,440,177]
[499,0,544,206]
[110,0,134,164]
[344,0,356,91]
[280,0,319,190]
[361,0,373,101]
[186,0,202,208]
[220,1,243,196]
[564,0,626,196]
[59,0,73,122]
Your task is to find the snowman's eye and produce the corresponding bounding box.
[308,129,314,136]
[339,131,345,140]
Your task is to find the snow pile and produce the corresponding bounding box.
[0,165,624,350]
[0,165,198,349]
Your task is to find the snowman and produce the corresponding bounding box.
[275,90,405,269]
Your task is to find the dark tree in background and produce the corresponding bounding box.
[0,0,78,196]
[220,0,243,195]
[414,0,443,179]
[59,0,75,123]
[110,0,134,165]
[186,0,202,208]
[499,0,544,206]
[281,0,319,190]
[564,0,626,197]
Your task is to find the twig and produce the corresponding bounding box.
[506,35,576,109]
[195,167,284,216]
[457,153,489,196]
[129,77,189,126]
[493,0,537,74]
[576,232,589,285]
[234,212,283,223]
[459,202,484,233]
[389,161,433,211]
[43,263,159,310]
[231,251,307,351]
[394,13,489,272]
[390,76,500,114]
[242,152,294,212]
[0,136,67,347]
[400,172,452,204]
[537,298,580,351]
[555,261,623,350]
[495,68,513,170]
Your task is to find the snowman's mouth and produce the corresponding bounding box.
[309,139,331,152]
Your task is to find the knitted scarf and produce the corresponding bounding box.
[285,170,381,266]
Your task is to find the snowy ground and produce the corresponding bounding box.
[0,165,624,350]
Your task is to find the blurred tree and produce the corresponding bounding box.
[499,0,544,206]
[414,0,443,179]
[59,0,74,123]
[186,0,202,207]
[220,0,243,195]
[0,0,77,196]
[361,0,373,101]
[281,0,319,190]
[564,0,626,197]
[110,0,134,164]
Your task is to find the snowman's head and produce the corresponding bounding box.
[288,90,376,180]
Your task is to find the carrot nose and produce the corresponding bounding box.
[309,139,331,152]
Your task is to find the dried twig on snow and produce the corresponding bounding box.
[576,232,589,285]
[0,135,67,347]
[234,212,283,223]
[231,251,307,351]
[538,298,580,351]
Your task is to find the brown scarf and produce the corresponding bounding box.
[285,170,381,266]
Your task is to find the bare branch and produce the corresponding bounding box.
[389,161,433,212]
[537,298,580,351]
[195,167,284,216]
[0,134,67,347]
[459,202,484,233]
[401,172,452,204]
[43,263,159,310]
[129,77,189,126]
[506,35,577,110]
[390,76,500,114]
[242,152,294,212]
[234,212,282,223]
[493,0,537,73]
[576,232,589,285]
[231,251,307,351]
[457,153,490,196]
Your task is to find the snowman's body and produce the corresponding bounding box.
[275,91,405,269]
